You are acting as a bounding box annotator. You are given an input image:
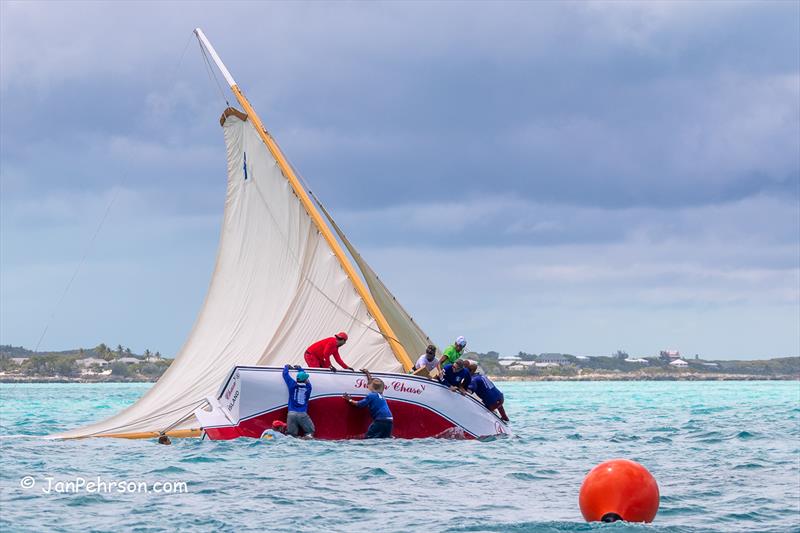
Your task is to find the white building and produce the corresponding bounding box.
[506,360,537,371]
[10,357,29,365]
[76,358,109,367]
[117,357,141,365]
[669,359,689,367]
[624,358,649,364]
[497,356,521,367]
[538,353,569,365]
[81,368,112,376]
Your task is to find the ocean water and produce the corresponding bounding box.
[0,381,798,532]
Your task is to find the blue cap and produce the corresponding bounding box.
[297,371,309,382]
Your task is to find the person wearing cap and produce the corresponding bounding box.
[304,332,353,372]
[260,420,288,440]
[439,336,467,367]
[282,364,315,438]
[412,344,441,377]
[343,369,394,439]
[466,362,509,421]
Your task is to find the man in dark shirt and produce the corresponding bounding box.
[282,364,315,437]
[343,369,394,438]
[441,359,471,394]
[467,362,509,421]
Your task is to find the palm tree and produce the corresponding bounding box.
[155,351,162,360]
[144,349,152,358]
[97,343,113,361]
[124,347,132,356]
[116,344,124,356]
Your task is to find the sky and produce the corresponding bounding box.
[1,1,798,359]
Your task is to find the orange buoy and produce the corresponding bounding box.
[579,459,659,523]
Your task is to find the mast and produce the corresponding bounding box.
[193,28,412,371]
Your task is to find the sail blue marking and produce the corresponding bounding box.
[243,152,248,180]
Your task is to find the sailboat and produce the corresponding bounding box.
[54,29,510,441]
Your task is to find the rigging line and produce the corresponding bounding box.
[159,399,208,435]
[307,188,433,345]
[32,30,207,354]
[33,180,127,353]
[268,143,412,348]
[249,175,402,346]
[197,39,230,107]
[74,398,207,438]
[170,31,194,86]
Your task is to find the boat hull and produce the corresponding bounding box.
[195,366,511,440]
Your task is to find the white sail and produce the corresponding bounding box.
[55,109,403,438]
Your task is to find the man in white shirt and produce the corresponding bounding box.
[412,344,440,377]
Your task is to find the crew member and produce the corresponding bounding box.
[304,332,352,371]
[282,364,315,438]
[441,358,471,394]
[467,362,509,421]
[343,369,394,439]
[439,336,467,367]
[412,344,440,376]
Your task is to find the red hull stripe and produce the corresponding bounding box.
[203,395,475,440]
[208,393,486,438]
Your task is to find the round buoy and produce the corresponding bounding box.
[579,459,659,523]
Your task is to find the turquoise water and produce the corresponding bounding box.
[0,381,798,532]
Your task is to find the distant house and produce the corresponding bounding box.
[624,358,649,364]
[498,356,521,367]
[10,357,28,365]
[506,360,537,370]
[144,356,161,363]
[660,350,681,360]
[538,353,569,365]
[117,357,141,365]
[76,358,109,367]
[574,355,590,361]
[534,362,559,368]
[669,359,689,367]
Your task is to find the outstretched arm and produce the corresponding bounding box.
[343,392,363,407]
[282,365,294,387]
[360,368,374,384]
[331,346,350,370]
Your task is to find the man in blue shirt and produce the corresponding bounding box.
[441,359,471,394]
[343,369,393,438]
[467,362,509,422]
[283,364,315,438]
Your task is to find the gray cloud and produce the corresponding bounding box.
[1,1,797,357]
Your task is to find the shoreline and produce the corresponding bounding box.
[490,373,799,382]
[1,373,798,384]
[0,376,159,384]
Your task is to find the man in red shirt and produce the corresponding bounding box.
[304,332,353,371]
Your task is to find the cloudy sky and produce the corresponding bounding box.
[1,1,798,359]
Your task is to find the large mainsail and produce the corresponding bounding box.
[55,29,431,439]
[55,107,409,438]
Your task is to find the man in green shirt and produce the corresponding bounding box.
[439,336,467,366]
